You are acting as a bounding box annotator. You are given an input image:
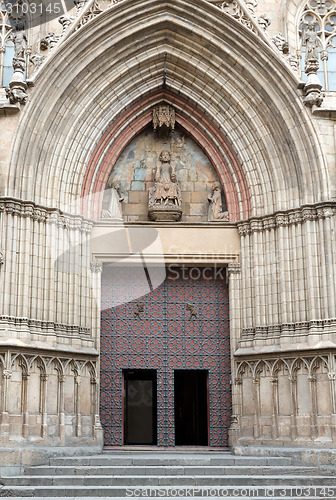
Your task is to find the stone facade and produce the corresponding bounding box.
[0,0,335,469]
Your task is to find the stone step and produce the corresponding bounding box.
[48,455,292,467]
[24,465,327,476]
[3,474,336,487]
[0,485,335,498]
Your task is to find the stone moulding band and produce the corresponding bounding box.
[0,197,93,233]
[241,317,336,339]
[0,315,91,336]
[237,202,336,234]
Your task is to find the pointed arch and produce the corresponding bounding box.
[5,0,330,219]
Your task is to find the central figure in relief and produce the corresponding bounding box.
[148,150,182,221]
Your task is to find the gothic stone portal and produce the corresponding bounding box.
[100,266,231,447]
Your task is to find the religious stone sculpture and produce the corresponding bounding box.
[101,182,124,220]
[13,30,27,59]
[302,22,324,107]
[5,29,28,105]
[208,182,229,221]
[303,22,319,63]
[148,150,182,222]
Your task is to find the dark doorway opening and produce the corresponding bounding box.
[124,369,157,445]
[174,370,208,446]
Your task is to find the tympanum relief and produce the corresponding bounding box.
[102,125,229,223]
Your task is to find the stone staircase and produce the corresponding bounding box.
[0,450,335,499]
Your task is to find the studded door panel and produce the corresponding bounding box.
[100,266,231,446]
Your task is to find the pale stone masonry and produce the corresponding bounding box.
[0,0,335,469]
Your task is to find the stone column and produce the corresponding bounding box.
[21,373,29,438]
[308,375,318,439]
[270,377,279,440]
[289,375,298,440]
[58,374,65,443]
[252,376,261,439]
[328,370,336,443]
[227,263,241,445]
[40,374,48,439]
[0,369,12,439]
[75,375,82,437]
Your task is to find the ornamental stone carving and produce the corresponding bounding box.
[208,182,229,221]
[227,263,241,275]
[302,22,324,107]
[148,150,182,222]
[40,32,60,51]
[75,0,102,30]
[153,106,176,134]
[0,251,4,265]
[90,261,103,273]
[257,14,271,30]
[30,54,45,70]
[5,29,28,105]
[59,15,75,32]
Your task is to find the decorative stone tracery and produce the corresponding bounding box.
[234,353,336,444]
[298,0,336,92]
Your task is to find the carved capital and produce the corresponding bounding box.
[58,375,66,383]
[75,375,81,384]
[90,261,103,273]
[252,377,260,385]
[270,377,278,385]
[328,372,336,381]
[289,376,297,383]
[2,370,12,379]
[237,222,251,236]
[275,213,289,227]
[307,375,316,383]
[227,263,241,276]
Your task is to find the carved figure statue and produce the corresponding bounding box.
[13,30,27,59]
[149,151,181,207]
[302,22,319,61]
[101,182,124,219]
[208,182,229,221]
